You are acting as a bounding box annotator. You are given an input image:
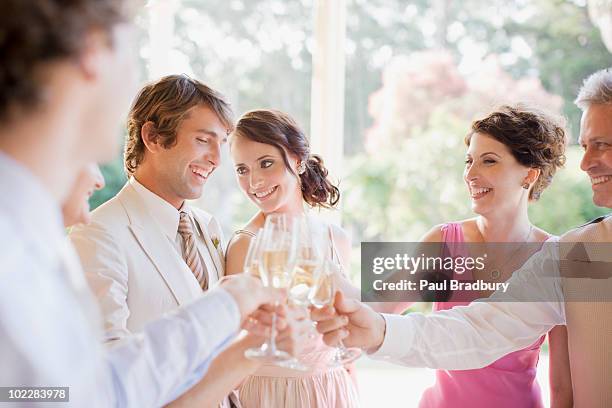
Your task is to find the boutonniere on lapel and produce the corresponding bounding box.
[211,236,223,258]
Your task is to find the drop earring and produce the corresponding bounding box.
[297,162,306,174]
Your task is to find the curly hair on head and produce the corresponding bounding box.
[465,104,567,201]
[232,109,340,209]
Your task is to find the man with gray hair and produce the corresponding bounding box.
[313,67,612,407]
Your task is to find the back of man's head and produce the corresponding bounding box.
[124,74,233,176]
[0,0,130,123]
[575,68,612,111]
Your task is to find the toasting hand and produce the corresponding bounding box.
[310,291,387,352]
[243,303,316,357]
[220,274,286,322]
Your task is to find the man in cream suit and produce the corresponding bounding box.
[71,74,230,339]
[71,75,294,406]
[71,177,227,337]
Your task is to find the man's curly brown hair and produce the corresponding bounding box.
[0,0,129,121]
[124,74,234,176]
[465,105,567,201]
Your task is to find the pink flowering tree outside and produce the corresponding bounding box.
[342,50,604,247]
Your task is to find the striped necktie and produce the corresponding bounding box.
[178,211,208,290]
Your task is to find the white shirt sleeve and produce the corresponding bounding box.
[0,156,242,407]
[0,236,240,407]
[370,240,566,369]
[105,288,240,406]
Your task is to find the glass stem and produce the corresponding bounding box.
[336,339,347,356]
[269,311,278,354]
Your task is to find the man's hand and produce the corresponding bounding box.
[220,275,285,322]
[311,291,386,352]
[243,303,316,356]
[276,304,317,356]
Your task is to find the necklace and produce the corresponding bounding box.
[486,225,533,280]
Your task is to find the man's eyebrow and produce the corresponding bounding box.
[194,129,219,138]
[581,136,610,146]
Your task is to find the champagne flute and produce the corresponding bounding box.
[244,214,298,362]
[277,216,323,371]
[244,229,301,368]
[243,230,262,278]
[289,216,322,307]
[309,258,362,366]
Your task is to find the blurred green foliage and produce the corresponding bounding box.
[89,156,127,210]
[89,0,610,245]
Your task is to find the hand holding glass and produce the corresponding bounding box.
[309,258,362,365]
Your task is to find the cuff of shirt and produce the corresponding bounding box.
[369,313,415,361]
[188,288,241,341]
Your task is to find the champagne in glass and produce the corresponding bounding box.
[243,230,262,278]
[261,249,290,288]
[271,215,320,372]
[244,214,298,363]
[309,262,334,308]
[289,216,323,306]
[310,258,362,366]
[289,259,318,306]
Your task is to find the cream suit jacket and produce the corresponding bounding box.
[70,182,225,341]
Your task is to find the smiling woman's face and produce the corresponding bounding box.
[463,132,532,216]
[230,135,301,215]
[62,163,105,227]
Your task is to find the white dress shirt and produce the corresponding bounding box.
[371,238,567,369]
[129,177,219,284]
[0,152,240,407]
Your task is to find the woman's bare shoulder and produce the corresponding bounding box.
[225,214,264,274]
[241,212,265,234]
[420,218,476,242]
[419,224,444,242]
[225,233,252,275]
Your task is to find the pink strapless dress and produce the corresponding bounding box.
[419,222,546,408]
[238,335,360,407]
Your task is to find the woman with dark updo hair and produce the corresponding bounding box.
[225,109,359,407]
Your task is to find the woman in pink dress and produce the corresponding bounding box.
[225,109,359,407]
[417,105,573,407]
